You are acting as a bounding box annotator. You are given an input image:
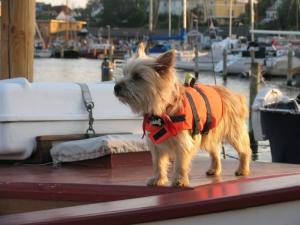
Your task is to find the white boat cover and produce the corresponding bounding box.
[0,78,142,160]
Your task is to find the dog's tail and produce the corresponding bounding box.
[213,85,248,120]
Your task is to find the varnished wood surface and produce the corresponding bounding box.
[0,155,299,187]
[0,155,299,205]
[1,173,300,225]
[0,154,300,224]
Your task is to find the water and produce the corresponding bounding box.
[34,58,299,162]
[34,58,102,83]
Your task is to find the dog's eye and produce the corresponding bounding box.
[132,73,142,81]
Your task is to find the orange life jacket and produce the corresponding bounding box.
[143,83,223,144]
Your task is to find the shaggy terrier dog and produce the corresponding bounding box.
[114,43,251,187]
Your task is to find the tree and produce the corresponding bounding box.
[257,0,273,22]
[85,0,103,26]
[90,0,148,27]
[277,0,300,30]
[155,13,181,30]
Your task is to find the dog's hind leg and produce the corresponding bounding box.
[147,145,169,186]
[227,123,252,176]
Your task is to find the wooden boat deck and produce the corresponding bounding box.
[0,153,300,224]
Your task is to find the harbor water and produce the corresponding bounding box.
[34,58,299,162]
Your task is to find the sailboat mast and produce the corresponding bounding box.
[149,0,153,32]
[250,0,254,41]
[65,0,69,44]
[183,0,187,32]
[229,0,233,38]
[168,0,172,37]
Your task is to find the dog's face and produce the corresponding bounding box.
[114,44,177,115]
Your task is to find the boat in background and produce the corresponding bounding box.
[149,43,172,54]
[176,37,241,72]
[80,43,110,59]
[34,44,52,58]
[34,23,52,58]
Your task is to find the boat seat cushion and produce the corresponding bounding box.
[50,134,148,164]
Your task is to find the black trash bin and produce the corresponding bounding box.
[261,97,300,164]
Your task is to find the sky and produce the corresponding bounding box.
[39,0,88,8]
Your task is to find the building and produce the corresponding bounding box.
[37,19,86,42]
[36,3,86,45]
[206,0,250,24]
[159,0,203,16]
[263,0,283,23]
[159,0,251,24]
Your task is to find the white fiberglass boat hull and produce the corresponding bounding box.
[0,78,142,160]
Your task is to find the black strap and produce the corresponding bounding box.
[194,86,213,135]
[153,128,167,141]
[185,92,200,136]
[170,115,185,123]
[150,115,186,141]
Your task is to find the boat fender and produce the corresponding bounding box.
[50,134,148,165]
[251,88,283,141]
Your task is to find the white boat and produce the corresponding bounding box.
[265,54,300,76]
[221,51,300,77]
[34,48,52,58]
[175,51,220,72]
[215,42,300,77]
[35,23,52,58]
[112,59,126,81]
[175,38,241,72]
[0,78,142,160]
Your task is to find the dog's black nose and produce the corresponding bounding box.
[114,83,122,95]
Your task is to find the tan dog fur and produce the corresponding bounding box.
[114,43,251,187]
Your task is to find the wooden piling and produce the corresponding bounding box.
[249,61,261,160]
[222,48,227,82]
[0,0,35,81]
[287,48,293,86]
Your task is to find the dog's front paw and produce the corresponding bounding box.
[172,177,189,187]
[147,177,168,186]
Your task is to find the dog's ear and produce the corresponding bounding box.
[154,50,176,75]
[133,42,146,58]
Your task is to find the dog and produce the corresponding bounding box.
[114,43,251,187]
